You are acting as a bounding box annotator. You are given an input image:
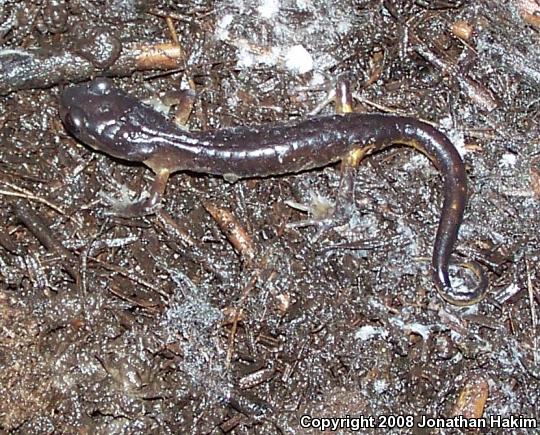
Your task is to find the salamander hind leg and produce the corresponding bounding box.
[284,146,375,241]
[285,77,371,236]
[285,191,338,231]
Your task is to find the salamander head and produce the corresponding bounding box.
[60,78,156,162]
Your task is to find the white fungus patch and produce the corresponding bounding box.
[283,45,314,74]
[215,14,234,41]
[439,115,467,157]
[214,0,355,75]
[258,0,280,18]
[499,152,518,168]
[355,325,389,341]
[373,379,389,394]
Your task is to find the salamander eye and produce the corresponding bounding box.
[89,77,112,95]
[63,108,85,135]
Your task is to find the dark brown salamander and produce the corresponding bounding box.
[59,78,487,306]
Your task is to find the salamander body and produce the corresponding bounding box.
[60,78,487,305]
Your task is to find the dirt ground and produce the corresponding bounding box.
[1,0,539,433]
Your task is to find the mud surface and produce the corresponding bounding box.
[1,1,539,433]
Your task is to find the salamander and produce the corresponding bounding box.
[59,78,488,306]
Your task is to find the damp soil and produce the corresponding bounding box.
[0,1,539,433]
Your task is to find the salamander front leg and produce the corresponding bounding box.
[104,168,170,217]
